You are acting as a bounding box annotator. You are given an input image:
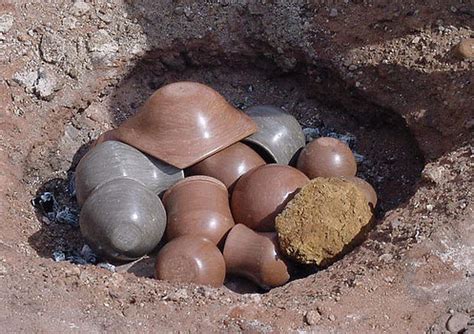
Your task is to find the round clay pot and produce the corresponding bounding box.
[342,176,377,209]
[75,140,183,206]
[155,235,226,287]
[162,176,235,246]
[297,137,357,178]
[113,81,257,169]
[187,142,265,191]
[243,105,305,165]
[80,178,167,262]
[231,164,309,232]
[223,224,290,289]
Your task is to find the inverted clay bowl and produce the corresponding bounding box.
[162,176,235,246]
[243,105,305,165]
[297,137,357,178]
[112,81,257,169]
[231,164,309,232]
[155,235,226,287]
[223,224,290,289]
[75,140,183,206]
[342,176,378,209]
[80,178,167,262]
[187,142,265,191]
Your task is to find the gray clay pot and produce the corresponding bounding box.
[243,105,305,165]
[75,140,184,206]
[79,178,167,262]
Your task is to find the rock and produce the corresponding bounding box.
[329,8,338,17]
[0,14,14,33]
[446,312,470,333]
[455,38,474,60]
[87,29,118,64]
[70,1,91,17]
[40,32,68,64]
[422,164,447,184]
[305,310,321,326]
[0,262,7,276]
[12,70,39,93]
[34,69,58,101]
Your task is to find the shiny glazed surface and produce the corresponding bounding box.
[155,235,226,287]
[79,178,167,262]
[75,140,183,206]
[297,137,357,178]
[113,81,257,169]
[163,176,235,245]
[223,224,290,289]
[243,105,305,164]
[231,164,309,232]
[188,142,265,191]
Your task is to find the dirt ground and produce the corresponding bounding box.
[0,0,473,333]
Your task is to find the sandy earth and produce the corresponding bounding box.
[0,1,473,333]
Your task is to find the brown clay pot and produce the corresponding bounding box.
[223,224,291,289]
[112,81,257,169]
[297,137,357,178]
[187,142,265,191]
[231,164,309,232]
[155,235,226,287]
[162,175,235,246]
[342,176,377,209]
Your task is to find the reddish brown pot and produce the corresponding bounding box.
[223,224,290,289]
[231,164,309,232]
[155,235,226,287]
[163,175,235,246]
[112,81,257,169]
[187,142,265,191]
[297,137,357,178]
[342,176,378,209]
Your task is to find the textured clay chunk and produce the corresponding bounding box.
[275,177,373,266]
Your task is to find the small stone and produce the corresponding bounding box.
[34,69,58,101]
[70,1,91,17]
[426,204,434,212]
[379,253,393,263]
[348,64,357,71]
[421,164,447,184]
[0,262,7,276]
[40,32,68,64]
[455,38,474,60]
[87,29,118,64]
[305,310,321,326]
[328,314,336,321]
[12,70,38,93]
[329,8,338,17]
[446,313,470,333]
[0,14,14,33]
[412,36,421,44]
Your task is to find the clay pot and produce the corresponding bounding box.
[342,176,377,209]
[223,224,290,289]
[243,105,305,165]
[231,164,309,232]
[162,176,235,245]
[187,142,265,191]
[155,235,226,287]
[80,178,167,262]
[75,140,183,206]
[112,81,257,169]
[297,137,357,178]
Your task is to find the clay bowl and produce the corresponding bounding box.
[112,81,257,169]
[297,137,357,178]
[75,140,184,206]
[231,164,309,232]
[342,176,377,209]
[243,105,305,165]
[223,224,291,289]
[187,142,265,191]
[80,178,167,262]
[155,235,226,287]
[162,175,235,246]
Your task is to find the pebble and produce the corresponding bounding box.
[87,29,118,63]
[446,312,470,333]
[0,262,7,276]
[305,310,321,326]
[0,14,14,33]
[35,69,58,101]
[329,8,338,17]
[70,1,91,17]
[455,38,474,60]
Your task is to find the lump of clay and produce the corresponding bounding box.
[275,177,373,266]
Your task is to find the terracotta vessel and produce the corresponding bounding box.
[80,178,167,262]
[231,164,309,232]
[162,175,235,245]
[75,140,183,206]
[187,142,265,191]
[342,176,377,209]
[243,105,305,165]
[223,224,290,289]
[113,81,257,169]
[155,235,226,287]
[297,137,357,178]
